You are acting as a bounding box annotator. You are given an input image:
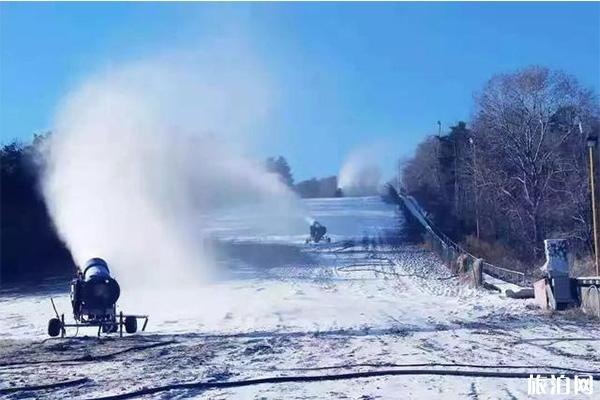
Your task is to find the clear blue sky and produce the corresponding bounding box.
[1,2,599,180]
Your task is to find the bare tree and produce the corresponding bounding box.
[473,66,598,261]
[401,66,599,270]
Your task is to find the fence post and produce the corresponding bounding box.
[472,258,483,287]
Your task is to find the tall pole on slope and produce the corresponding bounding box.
[585,127,599,276]
[469,137,480,240]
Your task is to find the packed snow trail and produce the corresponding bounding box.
[0,197,598,399]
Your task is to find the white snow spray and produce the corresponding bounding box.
[42,48,307,290]
[338,145,383,197]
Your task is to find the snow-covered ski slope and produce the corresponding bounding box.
[203,195,401,244]
[1,196,598,399]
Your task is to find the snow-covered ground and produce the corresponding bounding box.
[1,196,598,399]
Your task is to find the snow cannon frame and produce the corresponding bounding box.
[47,258,149,338]
[306,221,331,244]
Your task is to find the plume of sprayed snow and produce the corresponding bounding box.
[338,146,383,197]
[42,49,306,289]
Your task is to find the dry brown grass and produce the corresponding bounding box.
[463,235,530,273]
[571,256,596,277]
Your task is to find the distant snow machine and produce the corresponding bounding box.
[306,221,331,244]
[47,257,148,337]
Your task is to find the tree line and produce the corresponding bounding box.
[401,66,599,273]
[265,156,343,198]
[1,134,76,283]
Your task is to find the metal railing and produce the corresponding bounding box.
[399,195,530,287]
[482,261,527,286]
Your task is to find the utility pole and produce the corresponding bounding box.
[453,129,459,216]
[469,137,480,239]
[396,160,401,194]
[586,128,599,276]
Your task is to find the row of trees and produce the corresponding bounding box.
[1,135,75,283]
[265,156,342,198]
[402,66,599,271]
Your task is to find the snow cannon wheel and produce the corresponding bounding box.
[48,318,62,337]
[125,316,137,334]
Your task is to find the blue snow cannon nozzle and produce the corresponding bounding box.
[83,257,112,281]
[72,257,120,317]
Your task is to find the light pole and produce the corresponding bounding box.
[586,131,599,276]
[469,137,480,239]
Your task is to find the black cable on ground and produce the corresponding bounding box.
[0,377,90,394]
[275,361,599,375]
[0,340,176,367]
[88,369,600,400]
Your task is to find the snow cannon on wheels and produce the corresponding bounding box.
[47,257,149,338]
[306,221,331,244]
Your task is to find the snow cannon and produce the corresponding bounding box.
[47,257,148,338]
[307,221,331,244]
[71,258,120,320]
